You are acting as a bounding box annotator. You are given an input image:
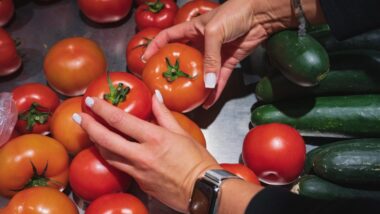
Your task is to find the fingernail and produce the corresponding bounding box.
[141,55,147,63]
[155,89,164,104]
[85,97,94,108]
[72,113,82,125]
[204,73,217,89]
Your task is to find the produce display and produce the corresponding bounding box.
[1,0,380,212]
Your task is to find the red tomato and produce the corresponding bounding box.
[220,163,260,185]
[174,0,219,24]
[0,187,78,214]
[44,37,107,96]
[126,27,161,77]
[50,97,92,155]
[0,134,69,198]
[135,0,178,31]
[242,123,306,185]
[85,193,148,214]
[0,28,21,76]
[69,147,132,202]
[12,83,60,134]
[0,0,14,27]
[82,72,152,123]
[142,43,210,112]
[78,0,132,23]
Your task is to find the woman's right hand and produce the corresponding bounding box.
[143,0,298,109]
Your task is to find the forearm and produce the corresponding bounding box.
[217,179,263,214]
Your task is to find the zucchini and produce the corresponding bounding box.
[251,95,380,138]
[312,138,380,187]
[266,30,330,86]
[329,49,380,71]
[292,175,380,200]
[255,68,380,102]
[303,146,324,175]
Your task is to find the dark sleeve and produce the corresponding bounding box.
[245,186,380,214]
[319,0,380,40]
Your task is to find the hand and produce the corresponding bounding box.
[143,0,298,109]
[73,91,221,212]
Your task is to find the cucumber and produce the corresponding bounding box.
[251,95,380,138]
[255,68,380,102]
[292,175,380,200]
[303,146,324,175]
[329,50,380,71]
[266,30,330,87]
[312,138,380,187]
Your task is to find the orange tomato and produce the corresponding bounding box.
[50,97,92,156]
[174,0,219,24]
[0,134,69,198]
[142,43,210,112]
[220,163,261,185]
[0,187,78,214]
[172,112,206,147]
[44,37,107,96]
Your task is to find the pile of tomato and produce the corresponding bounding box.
[0,0,306,213]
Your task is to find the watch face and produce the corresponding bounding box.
[189,179,218,214]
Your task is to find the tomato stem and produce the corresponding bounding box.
[18,102,50,131]
[146,0,164,13]
[104,73,130,106]
[163,57,194,82]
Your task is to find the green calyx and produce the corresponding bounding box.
[162,57,194,82]
[18,102,50,131]
[103,73,130,106]
[146,0,165,13]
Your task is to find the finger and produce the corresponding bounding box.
[202,67,233,109]
[73,112,141,160]
[83,97,164,142]
[203,22,224,89]
[152,90,189,136]
[143,21,200,61]
[97,145,136,175]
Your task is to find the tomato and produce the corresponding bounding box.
[69,147,132,202]
[126,27,161,77]
[0,28,21,76]
[135,0,178,31]
[220,163,260,185]
[82,72,152,123]
[172,111,206,147]
[174,0,219,24]
[44,37,107,96]
[50,97,92,155]
[0,187,78,214]
[0,0,14,27]
[0,134,69,198]
[142,43,210,112]
[12,83,60,134]
[242,123,306,185]
[78,0,132,24]
[85,193,148,214]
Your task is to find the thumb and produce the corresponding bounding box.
[203,25,223,89]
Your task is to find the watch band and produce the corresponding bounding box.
[291,0,309,36]
[189,169,241,214]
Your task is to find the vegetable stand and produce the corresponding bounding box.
[0,0,288,213]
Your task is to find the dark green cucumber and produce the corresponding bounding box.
[266,30,330,86]
[292,175,380,200]
[255,68,380,102]
[303,146,324,175]
[312,28,380,52]
[329,49,380,70]
[312,138,380,187]
[251,95,380,138]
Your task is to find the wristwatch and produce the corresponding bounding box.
[188,169,241,214]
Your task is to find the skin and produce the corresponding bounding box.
[75,0,326,213]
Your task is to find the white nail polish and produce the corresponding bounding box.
[204,73,217,89]
[72,113,82,125]
[141,55,147,63]
[85,97,94,108]
[155,89,164,104]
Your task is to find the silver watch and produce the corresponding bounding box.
[188,169,241,214]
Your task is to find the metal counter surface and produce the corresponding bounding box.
[0,0,313,213]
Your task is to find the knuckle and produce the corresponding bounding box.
[106,111,124,127]
[203,55,220,69]
[204,24,220,37]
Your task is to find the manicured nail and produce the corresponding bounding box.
[204,73,217,89]
[141,55,147,63]
[72,113,82,125]
[155,89,164,104]
[85,97,94,108]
